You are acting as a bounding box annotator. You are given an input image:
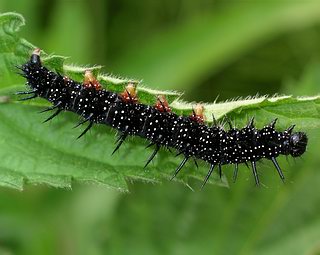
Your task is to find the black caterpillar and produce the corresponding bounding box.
[17,49,308,188]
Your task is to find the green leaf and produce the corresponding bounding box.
[0,12,319,191]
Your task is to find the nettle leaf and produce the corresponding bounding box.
[0,12,319,191]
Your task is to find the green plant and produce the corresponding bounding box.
[0,12,319,191]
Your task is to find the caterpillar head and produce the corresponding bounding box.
[290,132,308,157]
[30,48,41,65]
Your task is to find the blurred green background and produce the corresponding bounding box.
[1,0,320,254]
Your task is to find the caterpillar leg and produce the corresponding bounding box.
[223,115,233,129]
[269,118,278,128]
[286,125,295,134]
[39,102,62,113]
[15,90,36,95]
[247,117,255,128]
[211,114,218,127]
[233,163,239,183]
[18,94,37,101]
[251,160,260,186]
[43,109,62,123]
[194,159,199,169]
[201,163,215,190]
[111,132,128,155]
[175,151,183,157]
[218,163,223,179]
[170,156,189,180]
[144,144,160,168]
[15,65,29,78]
[77,121,93,139]
[73,113,94,129]
[145,143,154,149]
[271,157,285,182]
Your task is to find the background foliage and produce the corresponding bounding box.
[0,0,320,254]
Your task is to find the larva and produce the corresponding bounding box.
[17,49,308,188]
